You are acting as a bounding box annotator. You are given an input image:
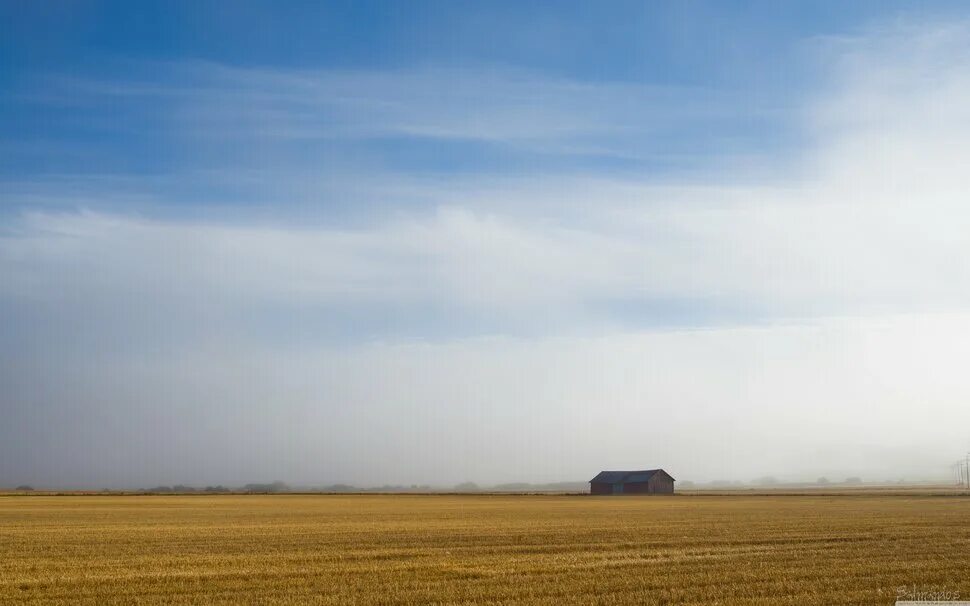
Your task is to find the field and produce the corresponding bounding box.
[2,493,969,604]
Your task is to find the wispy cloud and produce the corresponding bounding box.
[23,61,784,170]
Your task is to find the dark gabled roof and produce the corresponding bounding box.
[589,469,675,483]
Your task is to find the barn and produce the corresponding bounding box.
[589,469,675,495]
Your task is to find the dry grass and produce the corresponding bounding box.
[2,493,969,604]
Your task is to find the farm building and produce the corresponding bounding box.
[589,469,675,495]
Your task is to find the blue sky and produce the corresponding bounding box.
[3,1,955,198]
[4,2,970,487]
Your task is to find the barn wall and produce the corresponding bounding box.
[591,472,676,495]
[622,481,651,494]
[647,474,674,494]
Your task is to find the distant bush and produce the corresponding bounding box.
[454,482,480,492]
[204,485,231,493]
[243,481,289,493]
[816,477,830,485]
[844,477,863,485]
[16,485,34,491]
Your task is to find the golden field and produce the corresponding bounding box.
[2,493,969,604]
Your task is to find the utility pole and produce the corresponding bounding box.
[963,452,970,489]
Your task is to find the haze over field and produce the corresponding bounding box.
[3,2,970,488]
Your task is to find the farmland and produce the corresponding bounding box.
[2,493,969,604]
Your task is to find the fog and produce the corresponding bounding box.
[3,315,970,488]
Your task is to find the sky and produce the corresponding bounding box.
[3,1,970,488]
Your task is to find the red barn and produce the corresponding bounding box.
[589,469,675,495]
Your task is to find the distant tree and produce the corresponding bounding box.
[322,484,356,493]
[844,477,863,485]
[679,480,695,489]
[204,485,231,493]
[374,484,409,492]
[816,477,830,485]
[15,485,33,491]
[493,482,532,491]
[756,476,778,486]
[243,481,290,493]
[454,482,480,492]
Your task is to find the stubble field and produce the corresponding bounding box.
[1,493,969,604]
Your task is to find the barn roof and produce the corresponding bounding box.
[589,469,674,483]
